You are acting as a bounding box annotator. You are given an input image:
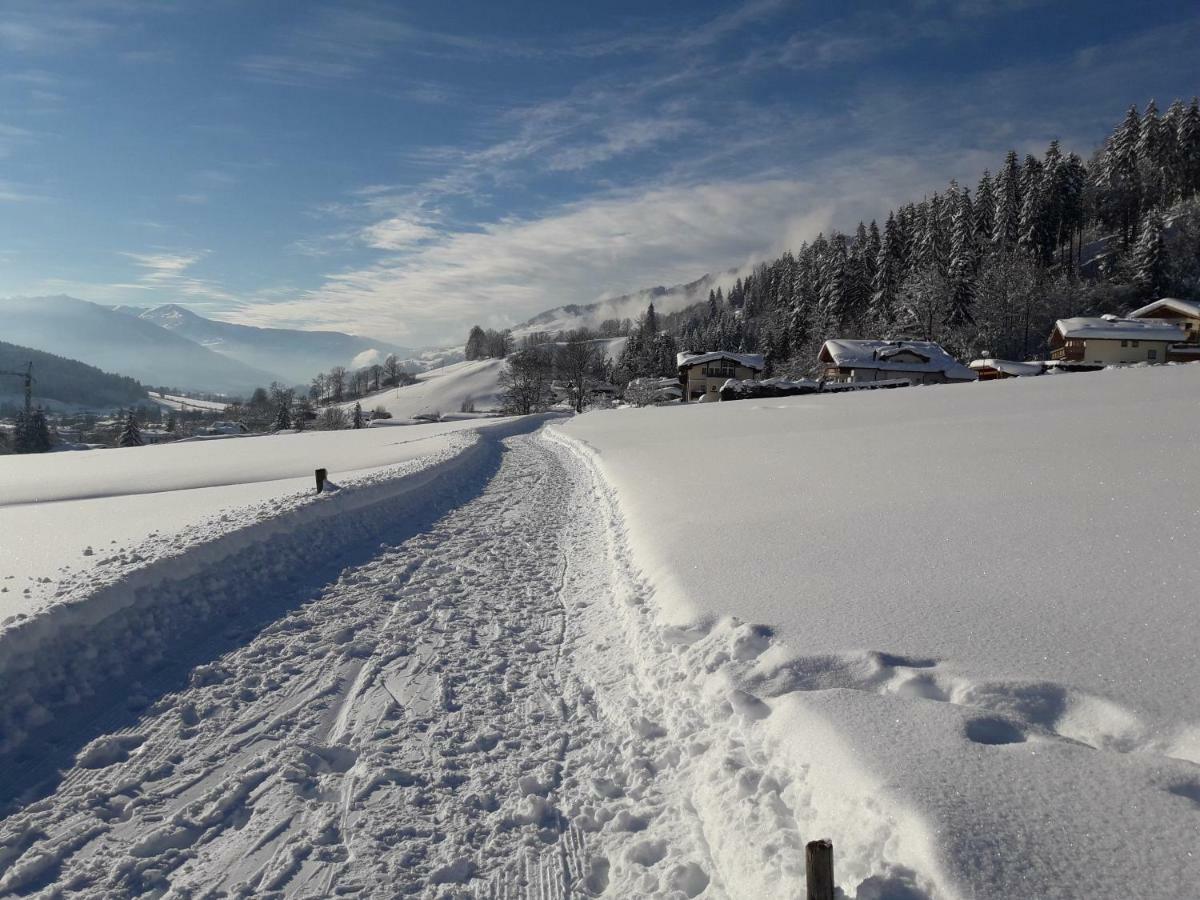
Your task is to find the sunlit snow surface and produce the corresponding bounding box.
[553,363,1200,898]
[343,358,507,421]
[0,420,491,618]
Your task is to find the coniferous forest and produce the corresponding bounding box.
[615,98,1200,381]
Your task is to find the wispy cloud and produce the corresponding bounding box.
[241,0,789,88]
[230,155,988,343]
[241,8,539,87]
[0,179,48,203]
[360,216,440,251]
[118,249,237,304]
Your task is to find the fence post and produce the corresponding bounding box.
[315,468,327,493]
[806,839,833,900]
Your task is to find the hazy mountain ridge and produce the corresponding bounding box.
[0,296,280,395]
[134,304,414,383]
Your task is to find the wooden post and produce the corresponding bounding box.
[315,468,327,494]
[806,839,833,900]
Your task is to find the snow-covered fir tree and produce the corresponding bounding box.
[273,401,292,432]
[1132,206,1167,298]
[14,407,52,454]
[118,410,143,447]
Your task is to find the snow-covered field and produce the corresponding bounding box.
[147,391,230,412]
[346,358,507,421]
[2,364,1197,898]
[0,420,498,618]
[552,363,1200,898]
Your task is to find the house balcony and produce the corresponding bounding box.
[1049,345,1084,361]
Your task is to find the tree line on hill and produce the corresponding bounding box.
[613,97,1200,383]
[0,340,147,409]
[307,354,418,405]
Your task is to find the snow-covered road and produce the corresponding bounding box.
[0,433,727,898]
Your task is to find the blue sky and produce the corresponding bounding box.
[0,0,1197,347]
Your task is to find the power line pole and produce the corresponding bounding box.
[2,362,34,414]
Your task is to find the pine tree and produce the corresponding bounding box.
[946,188,977,328]
[118,410,143,447]
[1060,153,1088,272]
[352,402,365,429]
[464,325,487,360]
[1018,155,1052,265]
[919,193,950,276]
[818,233,849,336]
[993,151,1022,250]
[165,412,177,433]
[13,407,51,453]
[844,221,872,334]
[974,170,996,246]
[1099,104,1143,243]
[871,212,903,332]
[1163,99,1187,202]
[1178,97,1200,199]
[1132,206,1167,298]
[273,401,292,431]
[1137,99,1167,208]
[644,302,659,336]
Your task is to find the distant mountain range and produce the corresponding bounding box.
[0,296,279,396]
[0,275,722,401]
[126,304,412,384]
[0,296,419,396]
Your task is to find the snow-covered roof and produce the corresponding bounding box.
[719,376,819,397]
[969,359,1045,377]
[1054,316,1186,342]
[677,351,765,371]
[1127,297,1200,320]
[819,340,975,380]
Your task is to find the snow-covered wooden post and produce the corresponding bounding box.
[806,839,833,900]
[315,468,327,493]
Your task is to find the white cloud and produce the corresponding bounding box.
[360,217,439,250]
[229,154,980,346]
[119,249,237,304]
[0,179,46,202]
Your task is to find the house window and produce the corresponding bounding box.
[1148,349,1157,360]
[1120,340,1128,347]
[1131,340,1140,347]
[706,362,737,379]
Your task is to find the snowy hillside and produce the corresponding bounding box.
[344,358,507,421]
[512,274,720,336]
[552,363,1200,898]
[147,391,230,412]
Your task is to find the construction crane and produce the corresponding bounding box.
[1,361,34,414]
